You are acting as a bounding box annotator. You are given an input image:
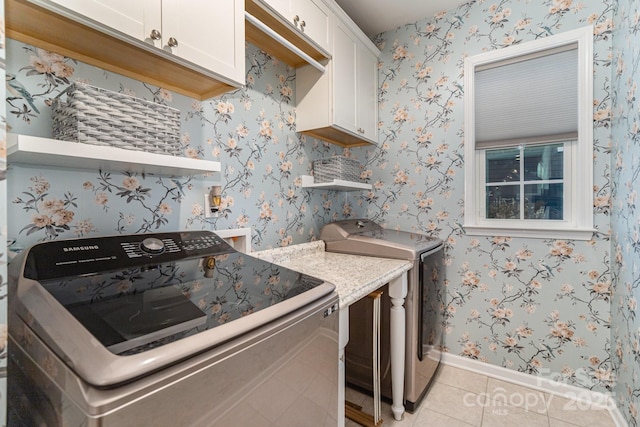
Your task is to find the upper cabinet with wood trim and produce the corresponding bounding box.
[296,4,380,147]
[245,0,332,68]
[268,0,332,53]
[6,0,245,100]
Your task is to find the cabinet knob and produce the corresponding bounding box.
[293,15,300,26]
[358,128,365,134]
[300,21,306,32]
[149,29,162,40]
[167,37,179,48]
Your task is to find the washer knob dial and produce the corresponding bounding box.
[140,237,165,254]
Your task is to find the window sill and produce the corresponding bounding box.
[463,224,595,241]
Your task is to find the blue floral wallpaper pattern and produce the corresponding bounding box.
[0,0,7,424]
[365,0,616,397]
[5,43,351,250]
[612,0,640,425]
[4,0,640,426]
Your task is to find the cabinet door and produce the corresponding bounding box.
[259,0,291,21]
[45,0,158,41]
[296,0,331,52]
[161,0,245,84]
[332,21,357,134]
[356,45,378,142]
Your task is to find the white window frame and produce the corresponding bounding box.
[463,26,594,240]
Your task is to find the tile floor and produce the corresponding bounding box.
[345,365,618,427]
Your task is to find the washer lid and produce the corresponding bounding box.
[10,231,335,387]
[321,219,442,259]
[356,229,440,250]
[346,229,442,259]
[38,250,326,356]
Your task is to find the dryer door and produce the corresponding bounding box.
[419,244,445,362]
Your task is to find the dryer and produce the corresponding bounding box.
[321,219,444,412]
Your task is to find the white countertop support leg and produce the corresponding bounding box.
[388,272,408,421]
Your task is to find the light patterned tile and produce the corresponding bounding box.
[324,414,338,427]
[545,394,616,427]
[303,374,334,412]
[345,386,369,407]
[214,401,271,427]
[247,377,299,423]
[276,358,317,394]
[485,378,548,414]
[275,396,330,427]
[414,408,476,427]
[549,418,582,427]
[421,382,485,426]
[435,365,488,394]
[378,410,419,427]
[481,404,549,427]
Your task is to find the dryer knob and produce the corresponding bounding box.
[140,237,165,254]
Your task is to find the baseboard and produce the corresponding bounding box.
[609,405,630,427]
[440,353,628,427]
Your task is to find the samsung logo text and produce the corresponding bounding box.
[63,245,100,252]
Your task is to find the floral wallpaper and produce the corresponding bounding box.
[5,0,640,426]
[5,42,351,251]
[0,0,7,425]
[365,0,616,399]
[611,0,640,425]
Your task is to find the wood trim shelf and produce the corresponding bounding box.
[300,126,376,147]
[301,175,371,191]
[7,134,221,176]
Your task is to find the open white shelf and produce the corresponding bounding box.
[7,134,221,176]
[301,175,372,191]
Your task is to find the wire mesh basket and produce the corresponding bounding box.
[313,156,362,183]
[52,82,181,155]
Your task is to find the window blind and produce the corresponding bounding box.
[474,44,578,149]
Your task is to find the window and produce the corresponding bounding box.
[463,26,594,240]
[484,142,566,220]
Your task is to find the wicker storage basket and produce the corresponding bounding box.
[52,82,181,155]
[313,156,362,183]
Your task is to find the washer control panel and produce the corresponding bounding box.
[24,231,233,281]
[140,237,165,254]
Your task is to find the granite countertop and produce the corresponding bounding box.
[252,241,412,308]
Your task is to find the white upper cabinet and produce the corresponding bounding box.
[332,21,358,133]
[356,35,378,142]
[256,0,331,52]
[295,0,332,52]
[161,0,244,83]
[296,5,379,147]
[245,0,331,68]
[7,0,244,99]
[45,0,244,84]
[259,0,290,20]
[44,0,155,39]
